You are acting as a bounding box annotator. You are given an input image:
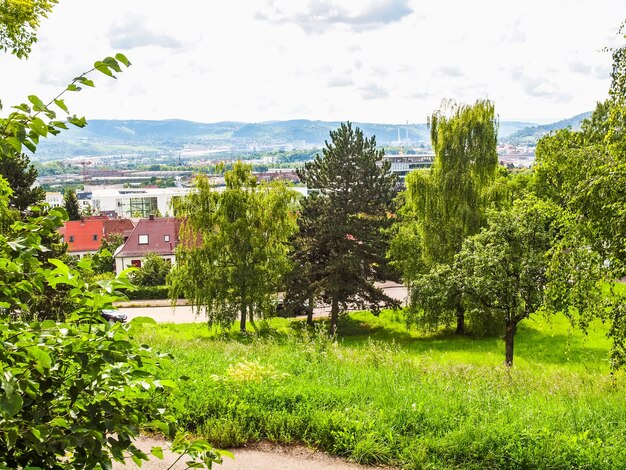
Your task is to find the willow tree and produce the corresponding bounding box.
[170,162,299,333]
[393,99,499,334]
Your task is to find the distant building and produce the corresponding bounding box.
[114,216,181,272]
[90,187,193,218]
[59,217,135,258]
[45,192,63,208]
[382,154,434,182]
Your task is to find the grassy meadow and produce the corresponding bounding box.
[134,311,626,469]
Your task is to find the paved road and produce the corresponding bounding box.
[117,283,408,324]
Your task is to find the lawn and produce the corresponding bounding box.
[134,311,626,469]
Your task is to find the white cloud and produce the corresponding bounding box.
[256,0,414,33]
[0,0,622,124]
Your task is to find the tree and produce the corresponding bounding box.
[0,176,224,468]
[454,197,560,366]
[171,162,299,332]
[131,252,171,287]
[0,17,222,464]
[393,100,499,334]
[0,0,57,58]
[63,188,80,221]
[0,151,45,212]
[533,26,626,369]
[294,122,398,333]
[92,232,124,274]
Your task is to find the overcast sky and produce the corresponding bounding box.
[0,0,623,124]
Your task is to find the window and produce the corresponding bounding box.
[164,235,170,242]
[93,234,98,241]
[138,234,149,245]
[69,235,74,243]
[130,259,142,268]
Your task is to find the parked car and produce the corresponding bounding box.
[101,309,128,323]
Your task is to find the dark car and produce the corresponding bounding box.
[101,309,128,323]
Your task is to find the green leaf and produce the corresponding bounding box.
[28,95,46,111]
[129,316,157,326]
[54,99,68,113]
[0,393,23,418]
[22,139,36,153]
[77,76,95,87]
[29,117,48,137]
[5,136,22,153]
[67,84,82,92]
[150,446,164,460]
[103,56,123,72]
[115,53,131,67]
[94,61,115,78]
[28,347,52,369]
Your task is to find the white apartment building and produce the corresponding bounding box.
[382,154,434,181]
[89,187,194,218]
[45,192,64,208]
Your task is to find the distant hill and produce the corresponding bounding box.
[31,116,583,161]
[506,112,593,145]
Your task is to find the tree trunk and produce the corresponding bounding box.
[239,301,247,333]
[330,297,339,335]
[455,304,465,335]
[307,293,314,326]
[504,320,516,367]
[248,304,257,331]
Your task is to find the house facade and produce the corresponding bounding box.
[60,217,135,258]
[114,216,181,273]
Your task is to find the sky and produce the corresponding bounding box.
[0,0,624,124]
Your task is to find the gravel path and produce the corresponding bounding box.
[111,437,387,470]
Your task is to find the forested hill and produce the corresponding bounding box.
[506,112,593,145]
[31,115,588,160]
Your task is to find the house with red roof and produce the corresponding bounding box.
[59,217,134,258]
[114,216,181,273]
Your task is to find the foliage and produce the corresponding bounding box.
[0,151,45,213]
[134,311,625,469]
[532,27,626,369]
[393,100,500,334]
[126,284,171,301]
[130,252,171,287]
[62,188,80,221]
[92,233,124,274]
[294,122,399,332]
[0,0,57,58]
[0,34,221,465]
[171,161,299,332]
[454,197,561,365]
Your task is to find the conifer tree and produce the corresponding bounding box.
[294,122,398,333]
[63,189,81,221]
[0,152,45,212]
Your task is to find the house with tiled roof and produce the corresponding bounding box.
[60,217,135,258]
[114,216,181,272]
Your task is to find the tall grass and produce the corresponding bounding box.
[136,311,626,469]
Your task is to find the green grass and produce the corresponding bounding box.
[135,312,626,469]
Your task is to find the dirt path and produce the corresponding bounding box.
[112,437,387,469]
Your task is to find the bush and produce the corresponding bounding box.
[127,285,173,300]
[0,190,221,468]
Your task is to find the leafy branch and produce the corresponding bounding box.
[0,53,131,157]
